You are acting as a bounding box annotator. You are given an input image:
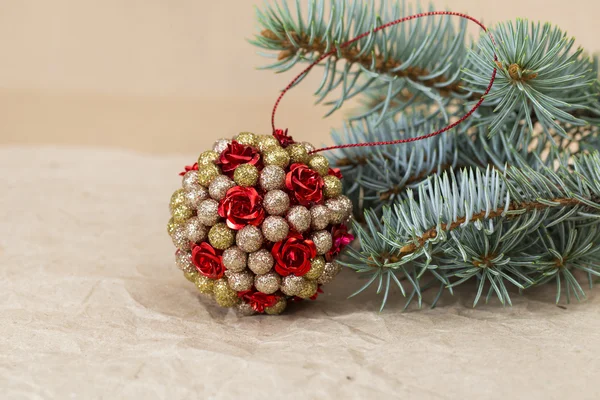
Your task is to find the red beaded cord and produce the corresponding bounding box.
[270,11,498,154]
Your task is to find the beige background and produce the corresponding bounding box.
[1,1,599,399]
[0,0,599,152]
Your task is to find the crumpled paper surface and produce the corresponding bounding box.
[1,146,598,399]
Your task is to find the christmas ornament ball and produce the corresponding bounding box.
[167,132,354,315]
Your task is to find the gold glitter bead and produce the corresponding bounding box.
[213,279,240,308]
[311,230,333,255]
[208,223,235,250]
[254,271,281,294]
[286,143,309,164]
[297,279,318,299]
[222,246,247,272]
[248,248,274,275]
[265,298,287,315]
[235,131,257,147]
[318,261,342,284]
[167,217,178,236]
[262,216,289,243]
[185,186,209,209]
[237,302,257,316]
[182,170,201,191]
[304,256,326,280]
[185,217,208,243]
[323,175,342,198]
[280,275,305,296]
[171,225,191,250]
[176,249,195,274]
[172,205,194,224]
[184,270,198,282]
[208,175,235,201]
[338,195,354,216]
[257,135,281,152]
[263,147,290,169]
[236,225,264,253]
[226,270,254,292]
[198,150,219,166]
[197,199,220,226]
[260,165,286,191]
[308,154,330,176]
[197,164,221,187]
[263,190,290,216]
[195,274,215,294]
[286,205,311,233]
[233,164,259,187]
[170,189,187,211]
[310,205,330,230]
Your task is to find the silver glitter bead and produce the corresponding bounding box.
[302,142,316,153]
[286,205,311,233]
[248,249,274,275]
[338,195,353,217]
[197,199,220,226]
[262,216,289,243]
[182,170,201,191]
[185,217,208,243]
[213,138,231,154]
[263,190,290,216]
[226,270,254,292]
[311,230,333,255]
[318,261,342,284]
[222,246,247,272]
[254,271,281,294]
[237,302,257,316]
[209,175,235,201]
[280,275,305,296]
[185,186,209,209]
[175,249,195,274]
[326,197,346,224]
[171,225,191,250]
[236,225,264,253]
[259,165,286,191]
[310,205,331,230]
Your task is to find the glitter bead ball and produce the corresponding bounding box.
[208,223,235,250]
[311,230,333,255]
[167,132,354,315]
[260,165,286,191]
[197,199,220,226]
[254,272,281,294]
[209,175,235,201]
[287,205,311,233]
[198,150,219,166]
[233,163,259,187]
[248,248,274,275]
[263,190,290,216]
[222,246,247,272]
[262,216,289,243]
[236,225,264,253]
[227,270,254,292]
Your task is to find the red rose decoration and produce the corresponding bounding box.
[179,162,198,176]
[285,163,324,206]
[272,232,317,277]
[328,167,343,180]
[238,290,279,313]
[216,140,261,177]
[327,224,354,261]
[273,128,295,148]
[218,186,265,230]
[191,242,225,279]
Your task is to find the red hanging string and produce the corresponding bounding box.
[270,11,498,154]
